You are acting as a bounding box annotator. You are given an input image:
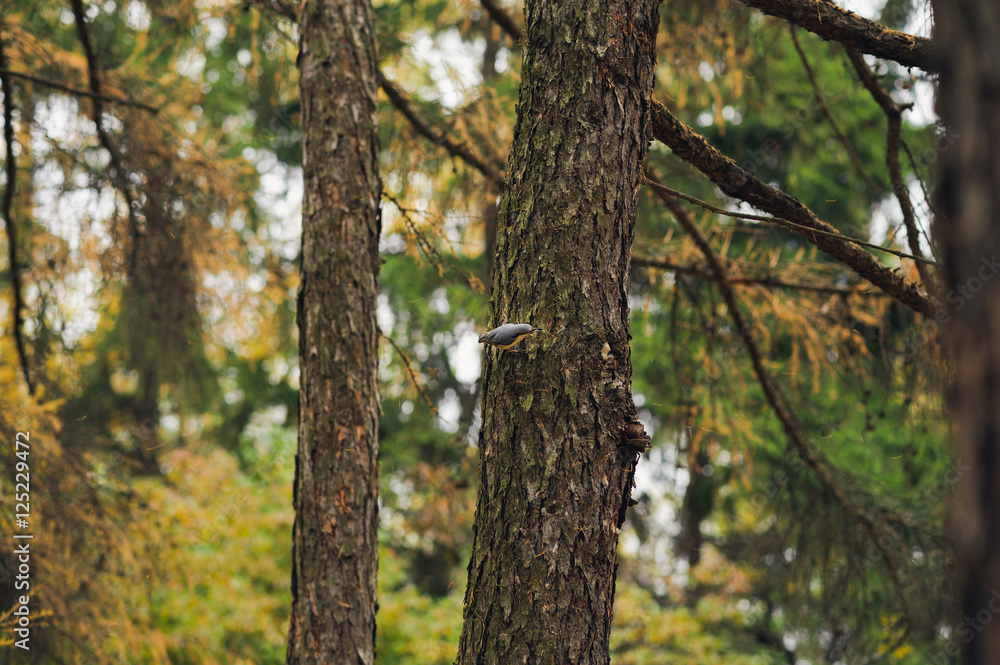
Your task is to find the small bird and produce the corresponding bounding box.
[478,323,544,352]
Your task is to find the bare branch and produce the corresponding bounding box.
[378,72,505,186]
[0,37,34,395]
[738,0,935,71]
[649,98,938,318]
[846,47,935,290]
[0,68,159,114]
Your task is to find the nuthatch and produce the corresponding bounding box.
[478,323,543,352]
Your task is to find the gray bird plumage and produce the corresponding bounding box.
[478,323,544,350]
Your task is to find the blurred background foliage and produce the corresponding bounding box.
[0,0,951,662]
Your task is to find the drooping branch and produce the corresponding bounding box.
[650,99,938,318]
[632,254,880,296]
[646,166,914,633]
[789,28,883,196]
[846,48,934,290]
[380,330,439,416]
[378,72,505,186]
[70,0,142,273]
[737,0,935,71]
[0,69,159,114]
[0,37,34,395]
[646,165,844,494]
[382,192,486,293]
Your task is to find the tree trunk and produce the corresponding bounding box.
[455,0,659,662]
[930,2,1000,664]
[286,0,381,661]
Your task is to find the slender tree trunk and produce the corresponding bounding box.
[287,0,381,661]
[931,2,1000,664]
[456,0,658,662]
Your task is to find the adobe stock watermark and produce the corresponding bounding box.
[943,255,1000,315]
[852,457,970,573]
[728,124,960,190]
[745,417,840,519]
[926,588,1000,664]
[889,253,1000,364]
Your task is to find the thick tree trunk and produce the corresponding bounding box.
[456,0,658,662]
[286,0,381,662]
[930,1,1000,664]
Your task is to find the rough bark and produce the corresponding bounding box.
[739,0,935,71]
[930,1,1000,664]
[286,0,381,661]
[455,0,658,662]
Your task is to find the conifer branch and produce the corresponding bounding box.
[380,330,439,417]
[649,99,938,318]
[641,177,934,266]
[378,72,505,186]
[789,28,884,196]
[646,166,914,632]
[382,192,486,293]
[846,47,935,291]
[737,0,935,71]
[0,69,159,114]
[632,254,881,296]
[70,0,142,274]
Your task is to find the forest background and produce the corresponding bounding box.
[0,0,961,662]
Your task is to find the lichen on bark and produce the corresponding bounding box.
[456,0,659,662]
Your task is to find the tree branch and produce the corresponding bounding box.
[380,330,439,416]
[243,0,296,22]
[789,28,884,196]
[641,178,933,266]
[479,0,523,42]
[378,72,505,187]
[649,98,938,318]
[647,165,848,497]
[737,0,935,71]
[846,48,934,290]
[70,0,142,273]
[646,165,913,632]
[382,192,486,293]
[0,37,34,395]
[632,254,881,295]
[0,69,159,114]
